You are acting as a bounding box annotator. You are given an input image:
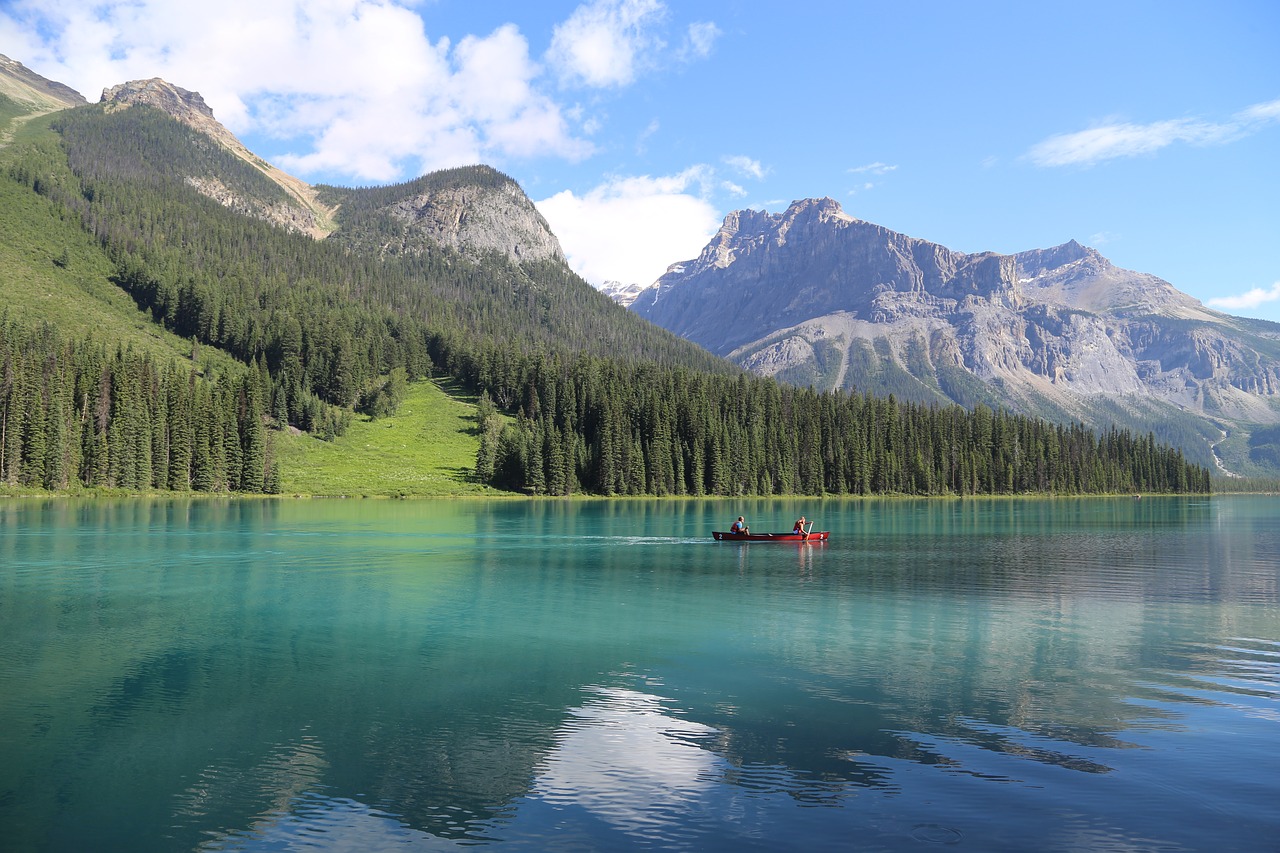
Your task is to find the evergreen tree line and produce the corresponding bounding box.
[471,353,1212,496]
[0,318,279,492]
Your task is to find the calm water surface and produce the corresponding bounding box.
[1,496,1278,852]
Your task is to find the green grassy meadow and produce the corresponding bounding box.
[274,379,501,497]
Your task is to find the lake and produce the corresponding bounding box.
[1,495,1278,852]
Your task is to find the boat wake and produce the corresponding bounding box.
[574,536,708,546]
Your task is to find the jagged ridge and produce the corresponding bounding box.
[629,198,1280,474]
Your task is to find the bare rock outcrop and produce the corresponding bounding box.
[387,181,565,266]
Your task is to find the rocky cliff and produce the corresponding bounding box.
[383,175,566,266]
[629,198,1280,475]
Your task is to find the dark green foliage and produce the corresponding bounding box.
[358,366,409,419]
[1211,475,1280,493]
[316,164,514,213]
[0,319,269,492]
[1248,424,1280,468]
[457,348,1210,496]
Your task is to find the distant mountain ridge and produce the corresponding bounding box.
[629,198,1280,475]
[0,54,85,110]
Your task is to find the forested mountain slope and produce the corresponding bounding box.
[0,63,1210,496]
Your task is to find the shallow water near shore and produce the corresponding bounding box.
[2,495,1278,851]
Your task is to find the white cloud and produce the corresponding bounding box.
[723,154,766,180]
[1207,282,1280,311]
[1027,97,1280,168]
[1236,98,1280,124]
[849,161,897,175]
[536,167,722,287]
[682,21,722,59]
[0,0,594,182]
[547,0,667,88]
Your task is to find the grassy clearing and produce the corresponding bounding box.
[274,379,508,497]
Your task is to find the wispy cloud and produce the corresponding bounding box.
[1207,282,1280,311]
[849,162,897,175]
[723,154,766,180]
[1027,97,1280,167]
[681,21,721,60]
[546,1,718,88]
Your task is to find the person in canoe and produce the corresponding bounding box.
[730,516,750,535]
[793,516,811,539]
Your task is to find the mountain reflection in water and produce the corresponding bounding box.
[1,496,1277,851]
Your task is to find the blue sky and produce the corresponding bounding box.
[4,0,1278,320]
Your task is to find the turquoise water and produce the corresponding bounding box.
[1,496,1278,852]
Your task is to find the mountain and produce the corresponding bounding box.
[97,78,329,237]
[0,54,85,123]
[35,73,726,368]
[599,280,648,307]
[0,58,1211,497]
[315,166,565,268]
[629,198,1280,475]
[96,79,556,268]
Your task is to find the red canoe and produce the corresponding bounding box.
[712,531,829,542]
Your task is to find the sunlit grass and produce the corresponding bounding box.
[274,379,510,497]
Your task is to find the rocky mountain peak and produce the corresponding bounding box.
[101,78,215,122]
[99,78,335,238]
[1015,239,1101,279]
[787,196,854,224]
[100,79,244,160]
[629,200,1280,475]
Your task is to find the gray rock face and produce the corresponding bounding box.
[101,78,215,122]
[386,181,565,266]
[630,198,1280,474]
